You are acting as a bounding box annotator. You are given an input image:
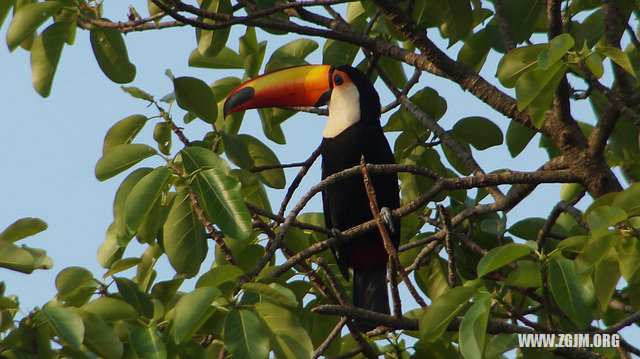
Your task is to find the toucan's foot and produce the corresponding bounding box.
[380,207,395,234]
[331,227,343,238]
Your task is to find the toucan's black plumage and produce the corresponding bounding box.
[223,64,400,332]
[321,66,400,331]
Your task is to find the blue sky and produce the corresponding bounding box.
[1,0,638,352]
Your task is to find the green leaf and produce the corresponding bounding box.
[505,120,536,158]
[114,277,154,318]
[585,52,604,79]
[322,39,358,66]
[497,44,547,88]
[95,144,157,181]
[224,308,269,359]
[30,21,68,97]
[0,240,35,273]
[598,46,637,78]
[265,39,318,72]
[457,29,490,73]
[585,205,627,237]
[459,293,491,359]
[507,218,545,241]
[538,34,574,70]
[121,86,154,102]
[0,0,13,30]
[242,283,298,309]
[124,167,170,233]
[442,138,472,175]
[41,305,84,348]
[196,264,245,288]
[504,260,542,288]
[238,134,285,189]
[130,325,166,359]
[556,235,588,252]
[188,47,244,69]
[484,334,518,359]
[515,60,564,111]
[221,131,253,169]
[77,309,123,359]
[0,217,47,242]
[153,122,171,155]
[55,266,95,305]
[477,243,532,276]
[180,146,230,173]
[104,257,140,277]
[90,26,136,84]
[173,76,217,124]
[97,223,125,268]
[254,301,313,359]
[438,0,473,47]
[593,251,620,312]
[575,232,617,278]
[196,0,231,57]
[612,183,640,216]
[414,254,449,301]
[239,27,266,78]
[547,257,592,329]
[452,116,503,150]
[172,286,220,343]
[378,55,407,88]
[103,115,149,154]
[182,149,252,241]
[6,1,63,51]
[616,236,640,284]
[420,286,476,341]
[163,190,207,277]
[82,297,138,322]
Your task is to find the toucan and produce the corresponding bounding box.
[223,65,400,331]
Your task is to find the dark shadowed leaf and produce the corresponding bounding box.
[90,26,136,84]
[114,277,154,318]
[224,308,269,359]
[505,120,536,157]
[322,39,358,66]
[457,29,490,73]
[173,76,217,124]
[453,116,503,150]
[0,217,47,242]
[95,144,157,181]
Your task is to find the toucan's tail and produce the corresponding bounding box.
[352,266,389,332]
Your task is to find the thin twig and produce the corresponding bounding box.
[312,317,348,359]
[438,205,458,288]
[359,156,427,307]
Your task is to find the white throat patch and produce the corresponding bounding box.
[323,82,361,138]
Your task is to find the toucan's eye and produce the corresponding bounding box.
[333,74,344,86]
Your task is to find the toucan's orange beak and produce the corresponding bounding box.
[223,65,333,117]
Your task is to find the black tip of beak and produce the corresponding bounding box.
[223,86,255,117]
